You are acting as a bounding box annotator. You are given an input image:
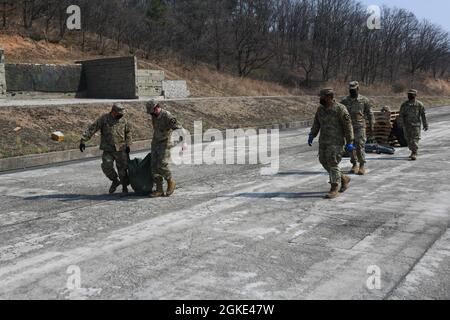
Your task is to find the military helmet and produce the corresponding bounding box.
[112,103,125,115]
[318,88,334,97]
[349,81,359,89]
[381,106,391,113]
[145,100,163,114]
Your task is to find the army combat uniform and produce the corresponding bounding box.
[81,109,132,187]
[399,91,428,160]
[146,101,184,198]
[310,100,354,189]
[340,82,375,174]
[150,108,183,195]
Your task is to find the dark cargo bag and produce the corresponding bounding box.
[128,153,153,194]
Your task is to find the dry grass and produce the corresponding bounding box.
[1,32,450,97]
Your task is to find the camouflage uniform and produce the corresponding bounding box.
[151,110,182,184]
[310,101,354,185]
[81,111,132,185]
[341,91,375,167]
[399,99,428,154]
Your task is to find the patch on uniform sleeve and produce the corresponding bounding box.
[169,118,179,128]
[343,113,351,121]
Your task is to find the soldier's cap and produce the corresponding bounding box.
[408,89,418,95]
[349,81,359,89]
[318,88,334,97]
[112,103,125,115]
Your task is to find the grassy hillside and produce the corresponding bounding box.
[2,33,450,98]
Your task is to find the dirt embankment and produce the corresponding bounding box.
[1,96,450,159]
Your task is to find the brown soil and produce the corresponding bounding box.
[1,96,450,159]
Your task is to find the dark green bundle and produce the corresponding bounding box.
[128,153,154,194]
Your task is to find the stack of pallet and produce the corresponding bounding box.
[388,111,401,147]
[366,110,401,146]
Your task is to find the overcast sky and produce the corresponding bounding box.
[359,0,450,32]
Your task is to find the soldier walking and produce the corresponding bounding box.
[146,101,184,198]
[340,81,375,175]
[79,103,132,194]
[309,89,355,199]
[399,89,429,161]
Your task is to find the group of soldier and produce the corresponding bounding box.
[79,101,183,198]
[309,81,429,199]
[79,82,429,200]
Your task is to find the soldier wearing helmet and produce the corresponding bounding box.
[80,103,132,194]
[146,100,184,198]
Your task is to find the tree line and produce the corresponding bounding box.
[1,0,449,87]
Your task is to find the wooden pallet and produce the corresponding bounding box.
[366,110,401,146]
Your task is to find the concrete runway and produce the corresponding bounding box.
[0,106,449,300]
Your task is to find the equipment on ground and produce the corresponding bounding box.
[128,153,154,194]
[51,131,65,142]
[367,109,407,147]
[365,143,396,155]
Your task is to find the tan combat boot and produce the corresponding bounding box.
[340,175,351,193]
[326,184,340,199]
[349,164,359,174]
[358,165,366,175]
[165,178,177,197]
[150,180,164,198]
[410,152,417,161]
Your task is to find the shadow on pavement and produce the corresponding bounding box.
[366,157,409,161]
[223,192,326,199]
[24,192,146,202]
[276,171,326,176]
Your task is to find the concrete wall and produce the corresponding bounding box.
[0,49,6,95]
[5,63,84,93]
[162,80,190,99]
[80,56,138,99]
[136,70,164,97]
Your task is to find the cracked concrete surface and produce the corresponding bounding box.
[0,106,449,300]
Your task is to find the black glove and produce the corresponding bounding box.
[79,142,86,153]
[424,126,429,132]
[125,146,131,154]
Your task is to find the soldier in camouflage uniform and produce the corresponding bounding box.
[309,89,355,199]
[340,81,375,175]
[146,100,184,198]
[399,89,429,161]
[79,104,132,194]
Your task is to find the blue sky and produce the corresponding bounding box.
[359,0,450,32]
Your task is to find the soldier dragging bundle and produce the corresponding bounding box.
[308,89,355,199]
[79,103,132,195]
[146,100,186,198]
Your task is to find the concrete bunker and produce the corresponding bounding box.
[0,49,190,99]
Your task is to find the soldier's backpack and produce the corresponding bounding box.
[128,153,153,194]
